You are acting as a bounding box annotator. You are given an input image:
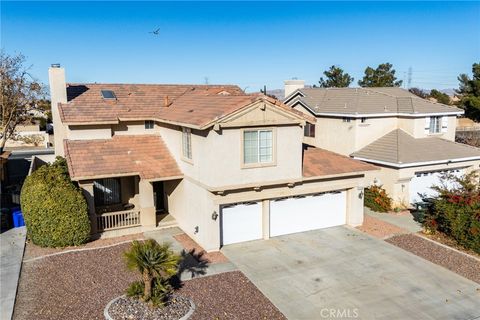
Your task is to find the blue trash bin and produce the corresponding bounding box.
[12,211,25,228]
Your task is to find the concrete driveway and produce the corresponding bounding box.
[221,227,480,320]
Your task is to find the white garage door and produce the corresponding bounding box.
[409,168,464,204]
[270,191,347,237]
[221,202,262,246]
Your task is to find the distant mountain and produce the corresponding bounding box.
[266,89,285,101]
[439,88,457,96]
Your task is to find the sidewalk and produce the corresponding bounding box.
[1,227,26,320]
[364,207,422,233]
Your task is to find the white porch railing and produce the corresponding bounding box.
[96,210,141,231]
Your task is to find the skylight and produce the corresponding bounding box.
[101,90,116,100]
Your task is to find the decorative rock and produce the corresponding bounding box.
[105,295,195,320]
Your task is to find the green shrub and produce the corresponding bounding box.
[20,157,90,247]
[424,171,480,253]
[124,240,180,307]
[364,185,392,212]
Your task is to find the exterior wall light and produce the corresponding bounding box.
[194,226,199,234]
[211,211,218,221]
[358,190,364,199]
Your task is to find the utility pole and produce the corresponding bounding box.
[204,77,209,85]
[407,67,412,89]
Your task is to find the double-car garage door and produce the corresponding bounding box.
[221,191,346,246]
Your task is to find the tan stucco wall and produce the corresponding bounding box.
[200,126,303,188]
[166,175,367,252]
[67,125,112,140]
[112,121,160,135]
[355,117,398,151]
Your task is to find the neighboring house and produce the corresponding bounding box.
[48,66,377,251]
[283,81,480,206]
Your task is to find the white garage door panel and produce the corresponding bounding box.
[410,169,464,204]
[221,202,262,245]
[270,191,347,237]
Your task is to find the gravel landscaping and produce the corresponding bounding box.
[14,243,284,320]
[107,295,192,320]
[356,214,408,239]
[386,234,480,284]
[23,233,144,261]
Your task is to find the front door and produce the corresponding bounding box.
[153,182,165,213]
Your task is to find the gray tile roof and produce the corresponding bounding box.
[286,87,463,116]
[351,129,480,166]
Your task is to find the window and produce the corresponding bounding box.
[93,178,121,207]
[429,116,441,134]
[145,120,154,130]
[243,129,273,164]
[182,128,192,159]
[360,117,367,123]
[342,117,352,123]
[101,90,116,100]
[304,123,315,137]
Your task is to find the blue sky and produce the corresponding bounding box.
[2,1,479,92]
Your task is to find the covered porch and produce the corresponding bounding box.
[79,176,182,234]
[63,135,183,235]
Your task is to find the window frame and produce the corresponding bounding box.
[429,116,441,134]
[304,123,315,138]
[144,120,154,130]
[241,128,276,168]
[182,127,193,161]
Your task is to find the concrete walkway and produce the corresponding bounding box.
[144,227,237,280]
[1,227,26,320]
[365,207,422,233]
[222,226,480,320]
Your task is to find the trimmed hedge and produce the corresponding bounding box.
[364,185,392,213]
[423,171,480,253]
[20,157,90,247]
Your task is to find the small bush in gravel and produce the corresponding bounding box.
[424,171,480,254]
[124,240,180,307]
[364,185,392,212]
[20,157,90,247]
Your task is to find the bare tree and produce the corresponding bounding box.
[0,52,44,150]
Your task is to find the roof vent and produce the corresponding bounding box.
[101,90,116,100]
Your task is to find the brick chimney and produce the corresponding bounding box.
[164,95,169,107]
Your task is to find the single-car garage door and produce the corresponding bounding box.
[221,202,262,246]
[410,168,464,204]
[270,191,347,237]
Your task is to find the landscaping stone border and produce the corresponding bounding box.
[104,294,195,320]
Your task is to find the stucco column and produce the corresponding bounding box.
[78,180,97,234]
[346,187,364,227]
[262,199,270,240]
[139,179,156,228]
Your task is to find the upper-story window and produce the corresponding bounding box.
[145,120,154,130]
[360,117,367,123]
[304,123,315,137]
[182,128,192,160]
[243,129,273,165]
[342,117,352,123]
[429,116,441,134]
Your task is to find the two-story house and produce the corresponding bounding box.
[48,66,377,251]
[284,80,480,206]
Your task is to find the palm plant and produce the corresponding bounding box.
[124,240,180,302]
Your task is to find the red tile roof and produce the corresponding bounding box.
[64,135,182,180]
[303,147,378,178]
[58,83,315,127]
